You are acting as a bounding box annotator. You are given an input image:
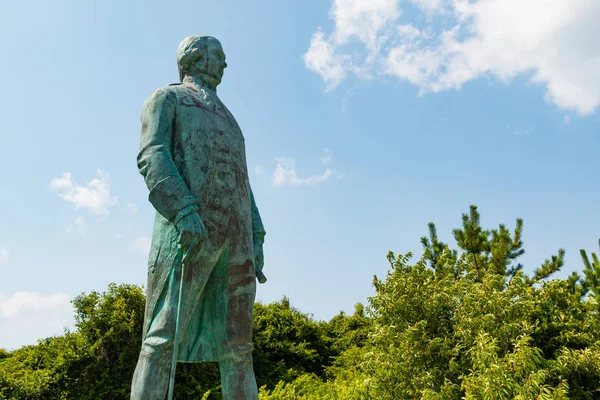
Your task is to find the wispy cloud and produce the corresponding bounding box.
[0,291,73,350]
[304,0,600,116]
[126,203,139,213]
[132,236,151,255]
[254,165,265,175]
[272,156,337,187]
[50,169,118,215]
[321,148,334,164]
[0,292,70,319]
[0,247,9,263]
[303,30,350,91]
[506,124,536,136]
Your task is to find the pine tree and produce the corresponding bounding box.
[452,205,489,281]
[580,239,600,306]
[531,248,566,282]
[450,205,529,283]
[421,222,457,271]
[488,219,525,277]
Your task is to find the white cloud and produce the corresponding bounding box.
[272,157,336,187]
[0,247,8,263]
[126,203,139,213]
[303,0,401,87]
[305,0,600,116]
[132,236,151,255]
[0,292,70,318]
[330,0,401,57]
[0,291,73,350]
[254,165,265,175]
[321,148,334,164]
[304,30,349,90]
[50,169,118,215]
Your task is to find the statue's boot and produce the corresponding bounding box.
[219,354,258,400]
[130,351,171,400]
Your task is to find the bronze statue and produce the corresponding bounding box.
[131,35,266,400]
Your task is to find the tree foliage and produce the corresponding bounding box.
[260,206,600,399]
[0,290,331,399]
[2,206,599,399]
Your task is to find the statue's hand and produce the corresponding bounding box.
[175,212,206,252]
[253,240,264,271]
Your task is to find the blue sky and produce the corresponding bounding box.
[0,0,598,350]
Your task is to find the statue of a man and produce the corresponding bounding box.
[131,35,266,400]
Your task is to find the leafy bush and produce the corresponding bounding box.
[258,206,600,399]
[2,206,599,399]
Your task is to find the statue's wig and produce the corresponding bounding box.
[176,36,215,82]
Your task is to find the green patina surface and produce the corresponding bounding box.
[130,36,266,400]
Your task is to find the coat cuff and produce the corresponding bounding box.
[173,204,200,227]
[148,176,198,222]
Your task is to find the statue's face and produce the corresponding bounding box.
[200,38,227,87]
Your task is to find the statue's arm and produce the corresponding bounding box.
[137,88,199,223]
[250,187,266,244]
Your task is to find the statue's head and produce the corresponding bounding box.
[176,36,227,89]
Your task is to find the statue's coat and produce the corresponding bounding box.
[138,80,264,363]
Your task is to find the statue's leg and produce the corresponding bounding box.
[131,349,172,400]
[131,246,219,399]
[131,260,180,400]
[218,256,258,400]
[219,353,258,400]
